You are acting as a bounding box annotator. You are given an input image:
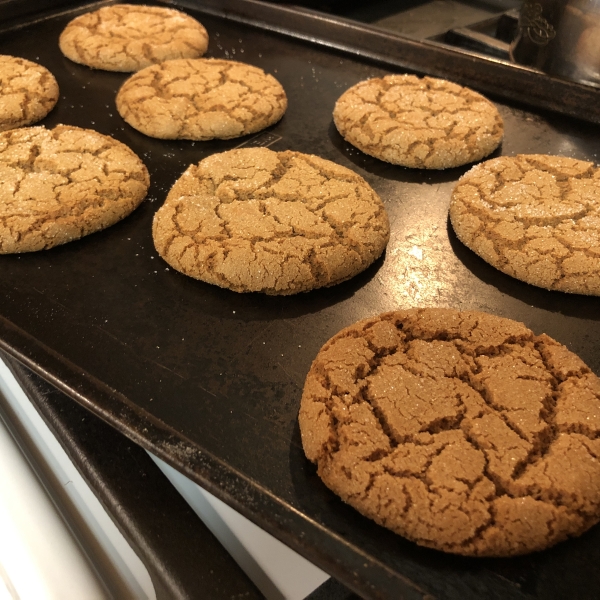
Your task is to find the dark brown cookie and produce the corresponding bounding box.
[299,308,600,556]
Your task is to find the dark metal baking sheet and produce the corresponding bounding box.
[1,1,599,598]
[0,351,266,600]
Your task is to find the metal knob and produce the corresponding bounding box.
[510,0,600,87]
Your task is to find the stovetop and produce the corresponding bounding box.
[259,0,599,122]
[317,0,521,41]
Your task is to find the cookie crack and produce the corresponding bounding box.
[461,426,507,496]
[452,503,496,551]
[465,366,535,451]
[523,156,596,181]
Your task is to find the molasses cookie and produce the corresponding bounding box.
[0,55,59,131]
[333,74,503,169]
[116,58,287,140]
[449,154,600,295]
[0,125,149,253]
[152,147,389,294]
[59,4,209,72]
[299,308,600,556]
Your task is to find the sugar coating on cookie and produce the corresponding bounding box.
[299,308,600,556]
[449,154,600,295]
[116,58,287,140]
[333,74,503,169]
[0,55,59,132]
[59,4,209,72]
[0,125,149,253]
[152,147,390,294]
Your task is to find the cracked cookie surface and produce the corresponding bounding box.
[116,58,287,140]
[0,55,59,132]
[59,4,209,72]
[299,308,600,556]
[152,147,390,294]
[333,74,503,169]
[0,124,149,253]
[449,154,600,295]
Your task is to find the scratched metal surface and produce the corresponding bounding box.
[0,1,599,598]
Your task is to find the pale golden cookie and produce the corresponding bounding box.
[0,125,149,253]
[449,154,600,295]
[59,4,209,72]
[0,55,59,132]
[333,74,503,169]
[116,58,287,140]
[152,147,390,294]
[299,308,600,556]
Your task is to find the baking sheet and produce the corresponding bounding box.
[1,1,599,598]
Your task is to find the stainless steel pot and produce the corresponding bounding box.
[510,0,600,87]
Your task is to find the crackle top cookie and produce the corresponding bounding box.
[116,58,287,140]
[0,55,59,132]
[59,4,209,72]
[0,125,149,253]
[299,308,600,556]
[449,154,600,295]
[152,147,390,295]
[333,74,503,169]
